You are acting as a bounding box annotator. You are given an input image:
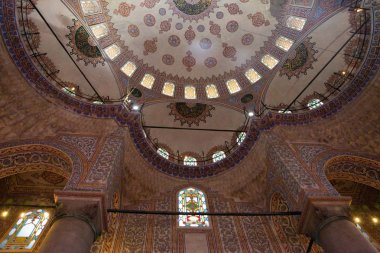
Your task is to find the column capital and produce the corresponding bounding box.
[53,190,107,236]
[298,196,352,239]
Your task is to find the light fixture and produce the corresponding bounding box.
[356,8,363,13]
[354,217,361,223]
[1,211,8,217]
[132,104,140,111]
[44,212,50,218]
[20,212,25,218]
[372,217,378,224]
[248,111,255,117]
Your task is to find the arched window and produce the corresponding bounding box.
[184,156,197,166]
[0,210,50,251]
[157,148,169,159]
[212,151,226,163]
[178,188,209,227]
[307,98,323,110]
[80,0,102,16]
[62,87,76,97]
[237,132,247,146]
[278,109,292,114]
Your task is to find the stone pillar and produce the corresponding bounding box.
[39,191,107,253]
[299,197,378,253]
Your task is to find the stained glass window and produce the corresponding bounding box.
[286,16,307,31]
[62,87,76,96]
[90,23,108,39]
[0,210,50,251]
[184,156,197,166]
[278,109,292,114]
[157,148,169,159]
[80,0,102,16]
[307,98,323,110]
[205,84,219,99]
[237,132,247,146]
[178,188,209,227]
[212,151,226,163]
[162,82,175,97]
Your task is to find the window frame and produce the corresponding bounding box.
[177,187,210,229]
[0,209,51,252]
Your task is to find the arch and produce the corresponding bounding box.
[324,156,380,191]
[177,187,209,228]
[313,150,380,195]
[0,139,84,190]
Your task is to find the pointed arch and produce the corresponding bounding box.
[0,139,85,190]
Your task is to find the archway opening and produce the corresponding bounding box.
[329,179,380,249]
[0,170,68,252]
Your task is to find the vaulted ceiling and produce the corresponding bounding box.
[1,0,378,177]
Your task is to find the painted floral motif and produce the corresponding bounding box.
[162,54,175,65]
[144,14,156,26]
[216,11,224,19]
[128,24,140,37]
[197,24,205,32]
[247,12,270,27]
[113,2,135,17]
[143,37,158,55]
[204,57,217,68]
[140,0,160,8]
[226,20,239,33]
[41,171,66,184]
[185,26,196,44]
[209,21,221,38]
[222,43,237,61]
[66,20,105,67]
[175,23,183,30]
[159,18,172,33]
[168,102,215,126]
[224,3,243,15]
[168,35,181,47]
[241,33,254,45]
[199,38,212,49]
[182,51,196,71]
[280,37,318,79]
[271,193,308,252]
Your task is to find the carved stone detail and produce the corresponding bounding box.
[53,191,107,235]
[298,196,351,239]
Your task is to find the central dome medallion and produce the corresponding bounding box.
[168,0,218,22]
[109,0,277,82]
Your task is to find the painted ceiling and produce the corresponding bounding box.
[10,0,370,110]
[1,0,379,177]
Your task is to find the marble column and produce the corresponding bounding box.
[39,191,107,253]
[299,197,378,253]
[39,216,95,253]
